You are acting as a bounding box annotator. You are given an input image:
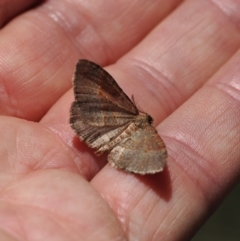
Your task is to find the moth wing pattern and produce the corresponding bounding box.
[70,59,168,174]
[70,59,138,149]
[71,101,129,149]
[71,59,138,126]
[108,124,167,174]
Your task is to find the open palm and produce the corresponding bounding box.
[1,0,240,240]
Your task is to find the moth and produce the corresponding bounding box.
[70,59,167,174]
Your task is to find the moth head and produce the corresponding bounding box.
[147,115,153,124]
[136,113,154,127]
[138,109,154,124]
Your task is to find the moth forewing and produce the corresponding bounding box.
[70,59,167,174]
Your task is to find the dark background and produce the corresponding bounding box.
[192,182,240,241]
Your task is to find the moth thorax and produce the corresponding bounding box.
[135,113,154,126]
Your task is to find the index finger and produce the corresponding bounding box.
[0,0,180,120]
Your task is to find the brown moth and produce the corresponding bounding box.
[70,59,167,174]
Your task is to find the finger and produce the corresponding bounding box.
[0,231,17,241]
[115,0,240,124]
[0,0,39,27]
[41,0,240,180]
[91,49,240,241]
[0,169,126,240]
[0,0,180,120]
[0,116,102,180]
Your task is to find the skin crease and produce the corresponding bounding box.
[1,0,240,240]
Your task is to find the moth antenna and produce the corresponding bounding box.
[131,95,136,106]
[131,95,148,115]
[131,95,142,112]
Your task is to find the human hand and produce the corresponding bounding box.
[1,0,240,240]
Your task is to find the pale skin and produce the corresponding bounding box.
[1,0,240,240]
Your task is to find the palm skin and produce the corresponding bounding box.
[1,0,240,240]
